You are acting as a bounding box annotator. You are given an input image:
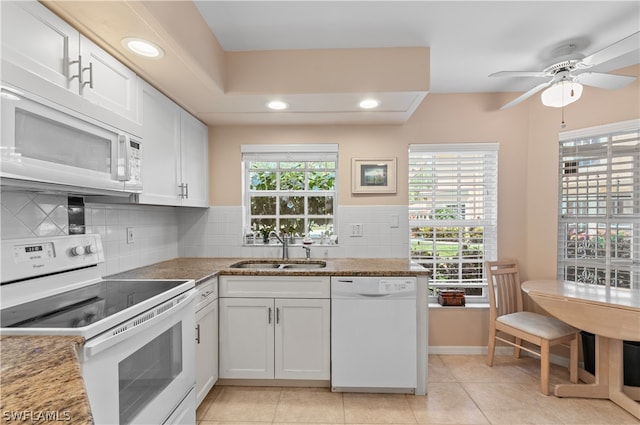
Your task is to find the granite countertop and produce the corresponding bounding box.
[108,257,431,284]
[0,336,93,425]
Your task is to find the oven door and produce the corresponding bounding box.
[80,289,196,425]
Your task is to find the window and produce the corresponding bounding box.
[242,144,338,243]
[409,143,498,303]
[557,120,639,289]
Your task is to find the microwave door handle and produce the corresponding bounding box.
[117,135,131,182]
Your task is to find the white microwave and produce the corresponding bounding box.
[1,83,142,195]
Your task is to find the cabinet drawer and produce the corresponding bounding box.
[219,276,330,299]
[196,277,218,311]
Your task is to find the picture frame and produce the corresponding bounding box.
[351,158,397,194]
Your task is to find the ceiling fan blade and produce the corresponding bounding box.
[576,72,637,90]
[580,31,640,68]
[499,80,554,110]
[489,70,548,78]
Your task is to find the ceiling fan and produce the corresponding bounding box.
[491,31,640,110]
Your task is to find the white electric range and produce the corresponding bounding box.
[1,234,197,425]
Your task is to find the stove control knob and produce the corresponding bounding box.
[70,246,85,256]
[85,245,98,254]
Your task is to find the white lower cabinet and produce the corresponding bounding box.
[218,276,330,381]
[275,298,330,380]
[195,279,218,407]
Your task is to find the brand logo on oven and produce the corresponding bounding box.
[31,263,45,269]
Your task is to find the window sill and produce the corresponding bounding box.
[242,243,339,247]
[428,302,490,309]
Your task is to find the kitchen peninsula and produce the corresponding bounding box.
[1,257,430,422]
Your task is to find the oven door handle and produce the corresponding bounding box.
[84,289,196,359]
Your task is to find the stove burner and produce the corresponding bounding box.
[1,280,188,329]
[9,296,104,328]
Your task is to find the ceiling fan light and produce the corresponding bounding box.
[541,81,583,108]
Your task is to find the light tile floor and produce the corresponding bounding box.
[196,355,640,425]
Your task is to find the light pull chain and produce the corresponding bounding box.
[560,81,566,128]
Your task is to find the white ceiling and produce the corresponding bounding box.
[195,1,640,94]
[44,1,640,125]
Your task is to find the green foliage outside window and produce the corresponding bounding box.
[248,161,336,241]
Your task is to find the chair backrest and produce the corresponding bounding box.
[485,259,524,320]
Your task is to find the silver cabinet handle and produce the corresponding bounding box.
[195,324,201,344]
[184,183,189,199]
[178,183,186,198]
[276,307,280,324]
[268,307,272,324]
[82,61,93,89]
[69,56,82,83]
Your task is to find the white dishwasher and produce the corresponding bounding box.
[331,276,417,393]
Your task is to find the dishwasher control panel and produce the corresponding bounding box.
[379,279,415,294]
[331,277,417,298]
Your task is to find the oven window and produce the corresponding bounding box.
[118,323,183,425]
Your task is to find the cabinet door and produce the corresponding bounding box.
[79,36,139,123]
[275,298,330,380]
[1,1,79,91]
[138,81,182,205]
[195,300,218,407]
[219,298,274,379]
[179,110,209,207]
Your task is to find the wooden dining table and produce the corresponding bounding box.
[521,280,640,419]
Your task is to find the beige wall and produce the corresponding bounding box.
[208,65,639,347]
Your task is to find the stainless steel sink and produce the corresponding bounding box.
[279,262,326,269]
[230,262,280,269]
[229,260,326,270]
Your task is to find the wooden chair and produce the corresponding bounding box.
[485,259,579,395]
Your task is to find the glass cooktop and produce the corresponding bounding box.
[1,280,189,329]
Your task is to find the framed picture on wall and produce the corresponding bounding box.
[351,158,397,194]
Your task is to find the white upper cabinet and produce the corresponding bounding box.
[1,1,79,91]
[78,36,139,123]
[139,81,209,207]
[1,1,140,133]
[179,110,210,207]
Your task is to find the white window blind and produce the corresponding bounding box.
[557,119,640,289]
[241,144,338,244]
[409,143,498,302]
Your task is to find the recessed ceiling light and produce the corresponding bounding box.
[359,98,380,109]
[267,100,289,110]
[122,37,164,59]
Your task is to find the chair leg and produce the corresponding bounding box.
[540,340,550,395]
[569,336,578,384]
[514,338,522,358]
[487,329,496,366]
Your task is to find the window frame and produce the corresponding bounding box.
[557,119,640,289]
[409,143,499,304]
[241,144,338,244]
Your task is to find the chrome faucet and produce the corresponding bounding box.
[268,231,288,259]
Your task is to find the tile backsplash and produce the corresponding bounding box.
[178,205,409,259]
[2,189,409,278]
[83,202,178,276]
[1,191,69,238]
[1,190,179,277]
